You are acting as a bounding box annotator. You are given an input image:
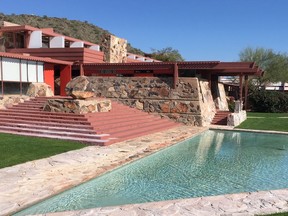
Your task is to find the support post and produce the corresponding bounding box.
[60,65,72,96]
[239,74,243,107]
[44,63,55,93]
[208,72,212,89]
[80,63,84,76]
[0,57,3,98]
[244,75,248,110]
[36,61,38,82]
[173,63,178,89]
[19,59,22,96]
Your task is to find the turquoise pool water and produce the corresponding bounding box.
[16,130,288,215]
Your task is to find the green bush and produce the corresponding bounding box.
[248,90,288,112]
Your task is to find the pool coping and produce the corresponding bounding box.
[0,126,206,216]
[1,126,288,216]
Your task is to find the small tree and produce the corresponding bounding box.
[151,47,185,62]
[239,47,288,87]
[239,47,274,86]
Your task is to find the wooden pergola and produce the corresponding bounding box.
[80,61,263,110]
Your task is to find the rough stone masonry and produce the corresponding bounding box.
[68,76,217,126]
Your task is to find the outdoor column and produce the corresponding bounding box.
[208,72,212,89]
[60,65,72,96]
[173,63,178,89]
[0,57,3,98]
[244,75,249,110]
[19,59,22,96]
[80,63,84,76]
[239,74,243,107]
[44,63,55,93]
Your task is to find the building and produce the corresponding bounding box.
[0,21,263,125]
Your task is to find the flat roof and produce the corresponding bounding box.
[83,61,263,76]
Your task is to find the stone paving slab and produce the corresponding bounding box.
[35,189,288,216]
[1,126,288,216]
[0,126,206,216]
[34,189,288,216]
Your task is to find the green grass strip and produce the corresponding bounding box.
[247,112,288,118]
[0,133,86,169]
[236,112,288,132]
[261,213,288,216]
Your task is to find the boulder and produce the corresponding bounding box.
[0,95,30,109]
[65,76,95,99]
[26,83,54,97]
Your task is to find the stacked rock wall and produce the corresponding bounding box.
[86,76,216,126]
[214,83,229,111]
[100,34,127,63]
[198,80,217,126]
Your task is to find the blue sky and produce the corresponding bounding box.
[1,0,287,61]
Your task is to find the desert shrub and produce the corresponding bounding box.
[248,90,288,112]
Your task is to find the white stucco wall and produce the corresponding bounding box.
[0,57,44,83]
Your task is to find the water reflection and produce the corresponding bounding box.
[16,130,288,215]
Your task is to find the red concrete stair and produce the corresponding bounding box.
[85,101,181,144]
[0,97,181,145]
[0,97,108,145]
[211,110,231,125]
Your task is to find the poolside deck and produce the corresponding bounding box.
[1,126,288,216]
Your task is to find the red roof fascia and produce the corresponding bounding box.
[0,52,73,65]
[0,25,37,32]
[214,62,256,69]
[0,25,99,47]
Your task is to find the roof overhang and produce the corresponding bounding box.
[0,52,73,65]
[82,61,264,76]
[0,25,99,47]
[83,61,220,70]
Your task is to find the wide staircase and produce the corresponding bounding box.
[211,110,231,125]
[0,97,180,145]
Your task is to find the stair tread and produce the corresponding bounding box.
[0,130,108,144]
[0,97,181,145]
[0,125,109,138]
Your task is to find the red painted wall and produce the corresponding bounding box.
[60,65,72,96]
[44,63,55,93]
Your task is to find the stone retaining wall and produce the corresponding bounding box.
[43,98,111,114]
[87,77,216,126]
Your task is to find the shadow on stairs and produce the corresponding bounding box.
[211,110,231,126]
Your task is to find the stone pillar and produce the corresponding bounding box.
[234,100,242,113]
[100,34,127,63]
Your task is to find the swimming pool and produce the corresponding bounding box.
[15,130,288,215]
